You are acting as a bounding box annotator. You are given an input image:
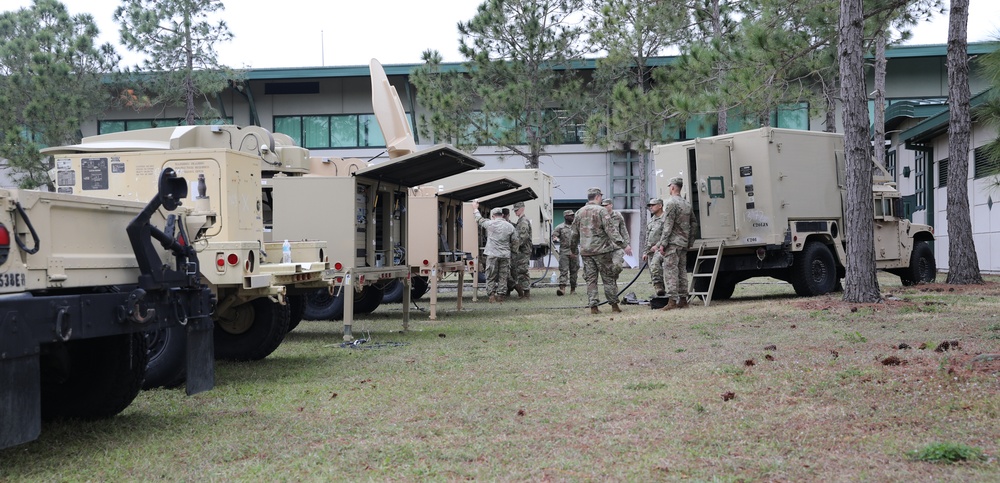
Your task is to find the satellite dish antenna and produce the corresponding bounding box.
[369,58,416,158]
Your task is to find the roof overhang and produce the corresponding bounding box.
[479,187,538,208]
[354,144,484,187]
[901,88,994,150]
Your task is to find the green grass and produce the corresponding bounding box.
[909,442,986,463]
[1,270,998,480]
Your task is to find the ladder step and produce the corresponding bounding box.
[697,255,719,260]
[691,273,713,278]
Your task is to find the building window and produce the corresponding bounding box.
[914,150,928,210]
[98,117,233,134]
[274,113,414,149]
[886,150,896,181]
[938,158,948,188]
[974,145,1000,179]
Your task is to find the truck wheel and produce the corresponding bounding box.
[287,295,307,332]
[354,285,384,314]
[901,241,936,286]
[791,241,837,296]
[411,276,430,300]
[214,297,290,361]
[303,287,345,321]
[692,273,736,300]
[380,279,405,304]
[142,326,186,389]
[40,333,147,420]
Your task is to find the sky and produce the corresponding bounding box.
[8,0,1000,69]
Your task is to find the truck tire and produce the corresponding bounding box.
[303,287,345,321]
[287,295,307,332]
[354,285,384,314]
[790,241,838,296]
[142,326,186,389]
[901,241,936,286]
[411,276,430,300]
[380,279,405,304]
[214,297,290,361]
[40,333,147,420]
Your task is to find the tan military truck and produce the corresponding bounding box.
[406,177,521,317]
[43,125,334,374]
[437,169,554,260]
[0,168,214,450]
[653,127,936,301]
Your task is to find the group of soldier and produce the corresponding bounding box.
[473,176,697,312]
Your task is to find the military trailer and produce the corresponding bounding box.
[437,169,554,260]
[652,127,936,302]
[43,125,334,377]
[407,177,521,318]
[0,168,214,450]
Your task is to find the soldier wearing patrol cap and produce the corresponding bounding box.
[570,187,628,314]
[653,176,698,310]
[472,201,518,303]
[507,201,532,299]
[601,199,632,277]
[551,209,580,295]
[643,197,666,296]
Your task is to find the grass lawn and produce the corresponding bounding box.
[2,269,998,481]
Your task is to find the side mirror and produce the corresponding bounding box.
[158,168,188,212]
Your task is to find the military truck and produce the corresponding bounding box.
[652,127,936,301]
[406,177,521,317]
[0,168,214,450]
[43,124,334,384]
[437,168,554,260]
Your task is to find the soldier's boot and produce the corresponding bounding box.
[677,296,689,309]
[610,303,622,313]
[661,298,679,311]
[556,285,566,296]
[522,289,530,299]
[489,295,496,303]
[514,286,525,298]
[654,283,666,297]
[590,306,600,314]
[570,284,577,294]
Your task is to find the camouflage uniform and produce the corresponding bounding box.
[552,218,579,290]
[571,199,627,308]
[475,210,518,297]
[658,193,697,299]
[607,208,629,277]
[507,213,532,293]
[644,210,665,290]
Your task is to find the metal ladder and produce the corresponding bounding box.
[688,240,725,306]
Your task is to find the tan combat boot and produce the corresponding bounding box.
[590,306,600,314]
[610,303,622,313]
[556,285,565,296]
[513,286,525,298]
[661,298,679,311]
[489,295,497,303]
[677,296,689,309]
[654,283,666,297]
[570,284,577,294]
[522,289,530,299]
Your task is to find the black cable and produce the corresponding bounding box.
[538,260,649,309]
[13,201,40,254]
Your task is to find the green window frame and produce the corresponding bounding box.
[914,150,928,210]
[274,113,414,149]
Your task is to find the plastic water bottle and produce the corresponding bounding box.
[550,272,558,284]
[282,240,292,263]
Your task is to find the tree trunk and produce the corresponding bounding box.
[711,0,728,135]
[873,33,887,168]
[839,0,881,302]
[945,0,983,284]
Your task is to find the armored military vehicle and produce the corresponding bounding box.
[0,168,214,450]
[653,127,936,302]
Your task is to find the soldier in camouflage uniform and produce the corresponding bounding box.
[653,177,698,310]
[551,209,579,296]
[571,187,628,314]
[473,202,518,303]
[601,199,632,277]
[507,201,533,299]
[643,198,666,296]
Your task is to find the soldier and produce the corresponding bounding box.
[601,199,632,277]
[643,198,666,296]
[552,209,580,296]
[653,177,698,310]
[571,187,627,314]
[508,201,532,299]
[472,201,518,303]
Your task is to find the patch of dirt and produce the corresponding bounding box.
[792,281,1000,313]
